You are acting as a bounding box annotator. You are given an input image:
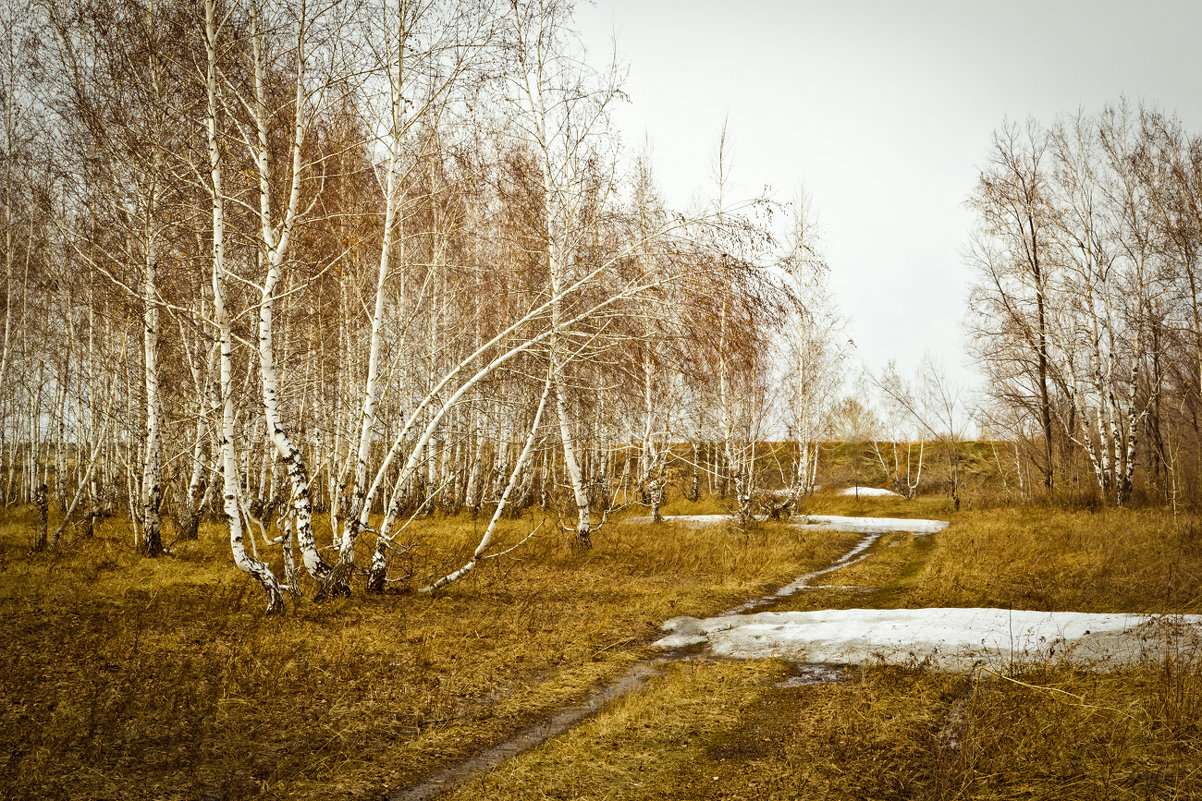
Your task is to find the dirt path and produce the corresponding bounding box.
[389,521,903,800]
[390,662,666,801]
[656,518,1202,671]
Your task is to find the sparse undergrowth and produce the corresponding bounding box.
[449,499,1202,801]
[778,504,1202,615]
[0,502,855,800]
[912,506,1202,613]
[449,657,1202,801]
[3,496,1202,800]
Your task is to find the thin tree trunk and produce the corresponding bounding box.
[421,372,552,593]
[205,0,283,612]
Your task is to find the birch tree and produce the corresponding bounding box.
[203,0,286,610]
[969,104,1184,504]
[12,0,845,606]
[503,0,625,546]
[782,193,843,505]
[44,0,202,555]
[225,0,369,580]
[321,0,491,596]
[967,118,1058,490]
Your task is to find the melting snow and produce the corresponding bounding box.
[837,486,902,497]
[656,608,1202,671]
[792,515,949,535]
[623,514,735,526]
[649,517,1202,671]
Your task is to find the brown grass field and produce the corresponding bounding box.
[2,491,1201,800]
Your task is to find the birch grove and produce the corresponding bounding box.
[0,0,839,610]
[969,103,1202,504]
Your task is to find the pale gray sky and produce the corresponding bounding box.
[576,0,1202,390]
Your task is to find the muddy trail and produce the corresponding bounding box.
[391,516,914,801]
[391,511,1202,798]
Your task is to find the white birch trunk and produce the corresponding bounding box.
[205,0,283,612]
[420,373,553,593]
[554,377,592,545]
[139,183,163,557]
[249,0,329,581]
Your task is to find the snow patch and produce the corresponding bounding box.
[837,486,902,497]
[793,515,949,535]
[777,664,848,686]
[656,608,1202,671]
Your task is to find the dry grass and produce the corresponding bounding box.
[427,500,1202,801]
[521,656,1202,801]
[439,653,1202,800]
[797,492,957,520]
[912,507,1202,613]
[444,659,790,801]
[0,501,856,800]
[785,497,1202,614]
[6,495,1202,800]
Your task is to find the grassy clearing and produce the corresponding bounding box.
[797,492,957,521]
[432,501,1202,801]
[444,660,791,801]
[456,655,1202,801]
[783,501,1202,614]
[0,501,857,800]
[6,494,1202,800]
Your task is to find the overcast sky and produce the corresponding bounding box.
[575,0,1202,393]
